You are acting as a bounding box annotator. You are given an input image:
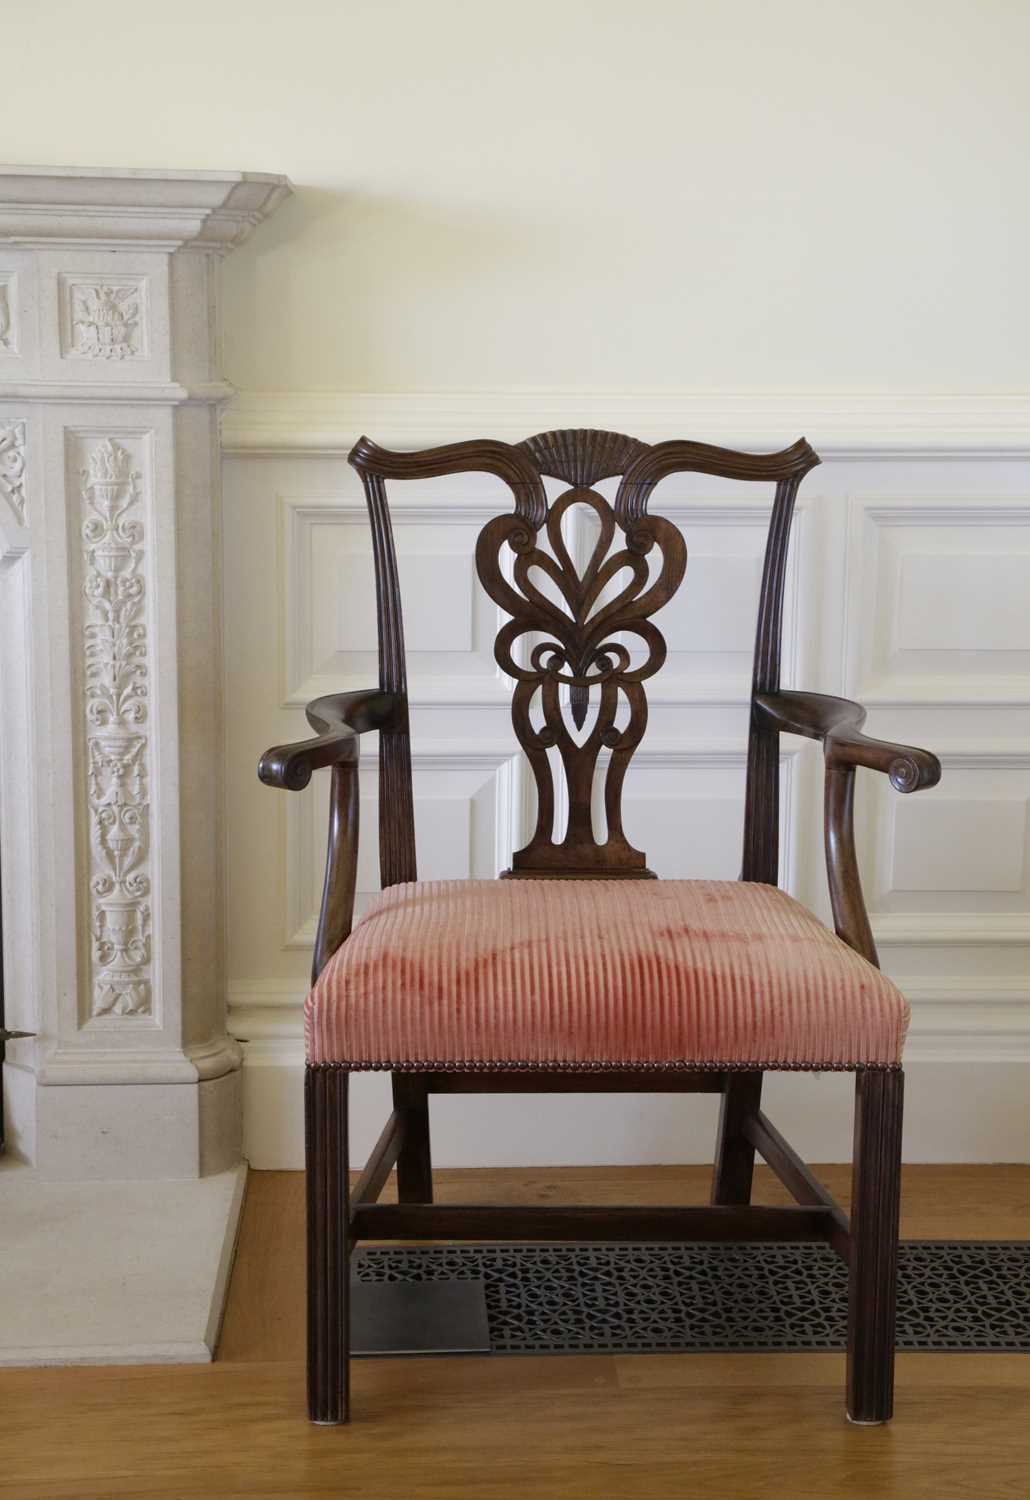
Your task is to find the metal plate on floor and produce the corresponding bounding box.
[350,1241,1030,1356]
[351,1272,490,1356]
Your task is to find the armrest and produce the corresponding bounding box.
[258,688,404,981]
[755,690,940,793]
[753,689,941,965]
[258,689,403,791]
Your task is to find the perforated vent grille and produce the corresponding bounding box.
[353,1241,1030,1354]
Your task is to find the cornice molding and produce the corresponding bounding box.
[220,388,1030,459]
[0,166,292,251]
[0,379,236,406]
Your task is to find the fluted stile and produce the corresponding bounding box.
[362,472,417,886]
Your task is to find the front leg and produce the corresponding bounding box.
[847,1068,904,1424]
[306,1066,350,1424]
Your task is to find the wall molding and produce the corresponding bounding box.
[221,388,1030,458]
[873,913,1030,946]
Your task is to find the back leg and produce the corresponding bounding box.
[393,1073,433,1202]
[711,1072,763,1204]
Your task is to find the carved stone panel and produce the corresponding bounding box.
[0,419,26,525]
[0,271,17,354]
[59,275,148,361]
[73,434,153,1018]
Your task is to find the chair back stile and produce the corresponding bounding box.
[351,430,820,889]
[361,471,417,887]
[742,472,811,885]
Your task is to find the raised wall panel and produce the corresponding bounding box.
[615,748,798,889]
[846,498,1030,703]
[280,497,512,705]
[891,798,1026,894]
[897,554,1030,652]
[865,755,1030,938]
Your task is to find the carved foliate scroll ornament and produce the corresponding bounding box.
[0,277,16,354]
[80,437,152,1017]
[0,419,26,525]
[476,484,686,876]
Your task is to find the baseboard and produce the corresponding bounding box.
[239,1041,1030,1169]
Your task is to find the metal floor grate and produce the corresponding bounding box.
[352,1241,1030,1355]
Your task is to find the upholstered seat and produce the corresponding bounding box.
[305,879,908,1071]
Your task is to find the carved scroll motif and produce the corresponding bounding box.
[0,275,16,354]
[0,419,26,525]
[476,485,687,876]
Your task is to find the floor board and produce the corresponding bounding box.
[2,1163,1029,1499]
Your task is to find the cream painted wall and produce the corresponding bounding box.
[4,0,1029,391]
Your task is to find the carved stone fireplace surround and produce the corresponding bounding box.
[0,167,290,1363]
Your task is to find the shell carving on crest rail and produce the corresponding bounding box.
[475,469,687,878]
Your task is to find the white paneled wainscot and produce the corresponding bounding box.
[222,396,1030,1168]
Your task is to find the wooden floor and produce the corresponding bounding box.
[2,1163,1029,1498]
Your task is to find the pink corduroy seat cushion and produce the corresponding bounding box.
[305,879,908,1071]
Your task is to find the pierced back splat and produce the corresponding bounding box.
[476,476,686,877]
[349,430,820,887]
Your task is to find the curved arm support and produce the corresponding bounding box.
[258,688,403,980]
[310,761,360,984]
[824,764,878,963]
[755,690,941,964]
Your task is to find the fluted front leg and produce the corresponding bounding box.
[306,1066,350,1424]
[847,1068,904,1424]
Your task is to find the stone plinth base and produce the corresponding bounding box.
[0,1160,246,1365]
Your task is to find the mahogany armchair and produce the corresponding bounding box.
[259,428,941,1427]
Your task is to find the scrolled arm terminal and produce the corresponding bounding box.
[258,689,402,791]
[756,691,940,793]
